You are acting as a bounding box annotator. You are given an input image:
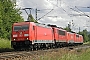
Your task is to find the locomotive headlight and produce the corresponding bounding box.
[24,34,29,36]
[27,38,28,40]
[14,39,15,41]
[13,34,17,37]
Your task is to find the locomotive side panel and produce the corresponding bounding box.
[75,34,79,43]
[58,29,67,42]
[66,32,75,43]
[32,26,54,44]
[79,35,83,44]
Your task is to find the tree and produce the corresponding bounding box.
[78,29,89,42]
[83,29,89,42]
[0,0,24,39]
[88,34,90,41]
[64,26,71,32]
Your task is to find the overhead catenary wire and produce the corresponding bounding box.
[60,1,84,16]
[75,6,90,18]
[48,0,81,18]
[46,0,72,17]
[47,0,90,31]
[70,8,81,13]
[46,0,75,27]
[74,6,90,8]
[47,0,76,28]
[61,1,90,18]
[69,7,87,16]
[58,1,90,18]
[37,9,54,20]
[46,0,88,19]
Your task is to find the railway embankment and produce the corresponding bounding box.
[0,46,90,60]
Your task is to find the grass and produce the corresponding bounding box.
[0,38,11,49]
[38,48,90,60]
[77,49,90,60]
[83,41,90,45]
[0,38,90,60]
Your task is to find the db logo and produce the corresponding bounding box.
[20,32,22,35]
[19,32,22,37]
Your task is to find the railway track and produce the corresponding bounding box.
[0,44,90,60]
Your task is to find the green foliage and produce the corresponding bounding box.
[78,29,89,42]
[64,26,71,32]
[82,30,89,42]
[39,48,90,60]
[0,0,24,39]
[88,34,90,41]
[0,38,11,48]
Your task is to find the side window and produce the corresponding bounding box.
[58,30,65,35]
[22,25,29,30]
[76,35,79,37]
[33,26,35,30]
[14,26,21,31]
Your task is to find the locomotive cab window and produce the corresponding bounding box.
[58,30,65,35]
[14,26,21,31]
[14,25,29,31]
[22,25,29,30]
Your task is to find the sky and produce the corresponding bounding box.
[16,0,90,32]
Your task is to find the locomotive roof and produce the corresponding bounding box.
[13,22,30,25]
[13,22,51,28]
[35,23,51,28]
[67,32,76,34]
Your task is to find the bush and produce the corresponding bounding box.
[0,38,11,48]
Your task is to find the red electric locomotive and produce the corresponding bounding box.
[79,35,83,44]
[66,32,75,44]
[11,22,54,50]
[75,34,83,44]
[47,26,67,47]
